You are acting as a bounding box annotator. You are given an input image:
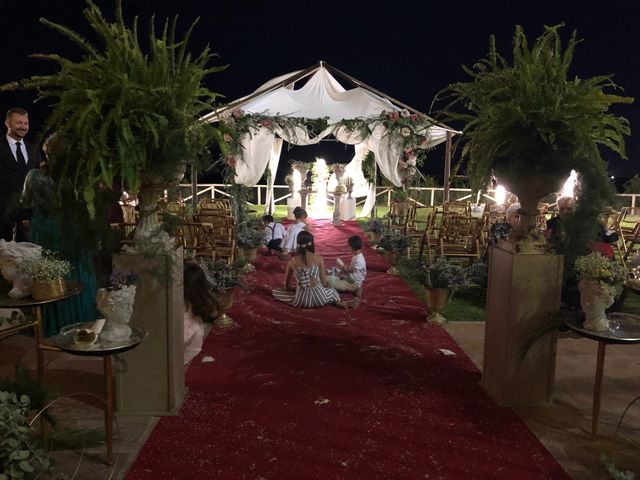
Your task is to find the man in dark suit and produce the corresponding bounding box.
[0,107,41,241]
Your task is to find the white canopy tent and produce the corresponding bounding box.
[201,62,459,216]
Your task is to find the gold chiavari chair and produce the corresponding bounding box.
[176,222,216,260]
[437,213,482,261]
[194,212,236,263]
[443,200,471,216]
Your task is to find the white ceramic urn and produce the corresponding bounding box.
[578,279,615,331]
[96,285,137,341]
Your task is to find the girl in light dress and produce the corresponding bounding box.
[183,262,218,365]
[281,207,310,254]
[272,230,357,309]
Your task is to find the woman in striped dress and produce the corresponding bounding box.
[272,231,353,308]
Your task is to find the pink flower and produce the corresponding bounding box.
[388,111,399,120]
[223,133,232,142]
[410,114,418,122]
[420,136,429,147]
[232,109,244,118]
[226,157,237,167]
[404,148,414,158]
[261,119,271,128]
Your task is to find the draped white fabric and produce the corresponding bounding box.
[224,65,454,193]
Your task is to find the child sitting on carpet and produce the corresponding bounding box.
[183,261,218,365]
[282,207,310,254]
[273,230,357,309]
[327,235,367,300]
[262,214,287,259]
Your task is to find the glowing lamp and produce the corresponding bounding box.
[495,185,507,206]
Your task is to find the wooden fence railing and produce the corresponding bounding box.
[177,183,640,212]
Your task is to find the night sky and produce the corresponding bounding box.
[1,0,638,184]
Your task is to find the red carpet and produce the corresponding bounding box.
[127,220,568,480]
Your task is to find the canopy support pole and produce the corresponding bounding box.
[191,163,197,213]
[443,131,452,202]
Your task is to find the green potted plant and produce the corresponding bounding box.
[378,230,410,275]
[2,0,225,246]
[22,250,72,300]
[196,257,248,328]
[364,218,387,242]
[421,257,471,324]
[433,24,632,249]
[235,219,265,261]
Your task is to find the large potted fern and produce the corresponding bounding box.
[2,0,225,246]
[433,24,631,247]
[432,24,633,407]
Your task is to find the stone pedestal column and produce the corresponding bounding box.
[332,192,343,225]
[482,245,563,406]
[114,247,185,415]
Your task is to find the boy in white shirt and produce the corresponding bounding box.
[328,235,367,300]
[262,215,287,260]
[282,207,309,254]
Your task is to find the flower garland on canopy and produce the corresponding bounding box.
[216,108,437,185]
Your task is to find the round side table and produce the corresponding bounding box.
[565,312,640,436]
[0,281,83,379]
[53,322,148,464]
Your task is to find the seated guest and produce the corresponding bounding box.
[262,214,287,259]
[545,196,575,241]
[272,231,355,309]
[488,202,521,246]
[282,207,310,254]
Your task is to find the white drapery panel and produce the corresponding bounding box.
[234,123,406,187]
[344,143,376,218]
[239,67,398,123]
[233,128,275,185]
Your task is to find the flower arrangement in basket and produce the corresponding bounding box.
[378,230,410,255]
[422,257,472,292]
[22,250,72,300]
[574,252,627,331]
[365,218,387,235]
[574,252,626,286]
[106,270,138,291]
[196,257,248,292]
[236,219,265,249]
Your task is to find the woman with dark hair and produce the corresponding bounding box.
[21,145,99,337]
[272,230,354,308]
[183,261,218,364]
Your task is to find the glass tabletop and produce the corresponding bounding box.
[565,312,640,344]
[54,321,148,356]
[0,281,83,308]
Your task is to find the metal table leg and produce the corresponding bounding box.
[592,341,607,436]
[104,355,114,464]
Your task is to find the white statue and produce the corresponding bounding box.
[0,240,43,299]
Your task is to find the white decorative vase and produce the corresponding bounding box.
[97,285,137,341]
[578,279,614,331]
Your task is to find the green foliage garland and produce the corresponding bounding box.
[218,108,438,185]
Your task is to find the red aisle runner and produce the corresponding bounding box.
[127,220,568,480]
